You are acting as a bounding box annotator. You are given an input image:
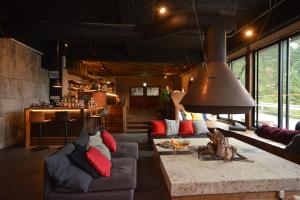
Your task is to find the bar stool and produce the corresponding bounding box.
[101,108,109,130]
[55,111,76,145]
[89,114,101,131]
[30,111,51,151]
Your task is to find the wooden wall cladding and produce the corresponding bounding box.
[105,105,123,133]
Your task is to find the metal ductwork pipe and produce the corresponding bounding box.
[180,21,256,114]
[4,11,234,43]
[4,22,142,42]
[142,10,234,41]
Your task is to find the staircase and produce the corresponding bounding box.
[125,109,158,133]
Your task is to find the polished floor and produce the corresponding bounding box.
[0,134,168,200]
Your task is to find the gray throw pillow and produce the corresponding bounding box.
[56,143,75,155]
[95,143,111,160]
[74,129,89,147]
[286,135,300,154]
[86,130,103,149]
[86,130,111,160]
[45,154,92,193]
[165,119,179,136]
[193,120,209,135]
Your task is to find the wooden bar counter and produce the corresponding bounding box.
[24,106,104,147]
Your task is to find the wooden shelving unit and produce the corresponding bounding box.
[67,69,97,82]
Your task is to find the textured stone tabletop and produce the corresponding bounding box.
[159,138,300,197]
[153,138,210,154]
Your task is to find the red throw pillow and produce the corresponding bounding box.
[151,120,166,135]
[101,130,117,152]
[256,125,300,145]
[86,147,111,177]
[179,120,194,135]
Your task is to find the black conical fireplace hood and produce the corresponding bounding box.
[180,22,255,114]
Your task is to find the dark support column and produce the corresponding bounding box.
[245,45,253,128]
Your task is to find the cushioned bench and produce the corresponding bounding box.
[220,128,300,164]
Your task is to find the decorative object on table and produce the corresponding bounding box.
[197,130,243,161]
[157,138,190,150]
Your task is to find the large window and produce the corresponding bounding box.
[253,34,300,129]
[287,35,300,129]
[219,57,246,123]
[254,44,279,127]
[230,57,246,122]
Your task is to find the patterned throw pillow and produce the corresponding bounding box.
[193,120,209,135]
[165,119,179,136]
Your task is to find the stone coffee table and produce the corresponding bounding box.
[153,138,210,161]
[155,138,300,200]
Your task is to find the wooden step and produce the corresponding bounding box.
[127,121,149,125]
[126,128,148,133]
[126,118,154,123]
[127,125,148,129]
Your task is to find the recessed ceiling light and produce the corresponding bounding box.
[159,6,167,15]
[245,29,254,37]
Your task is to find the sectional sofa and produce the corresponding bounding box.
[44,131,138,200]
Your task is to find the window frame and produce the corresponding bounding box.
[218,56,246,125]
[251,31,300,129]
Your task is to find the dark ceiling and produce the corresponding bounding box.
[0,0,299,76]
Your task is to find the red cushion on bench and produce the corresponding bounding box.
[179,120,194,135]
[151,120,166,135]
[256,125,300,145]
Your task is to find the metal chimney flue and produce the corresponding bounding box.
[180,21,255,114]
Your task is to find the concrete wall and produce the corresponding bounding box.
[0,38,49,149]
[116,76,180,108]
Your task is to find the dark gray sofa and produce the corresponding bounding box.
[44,141,138,200]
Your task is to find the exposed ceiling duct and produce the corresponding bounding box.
[180,21,256,114]
[4,11,234,43]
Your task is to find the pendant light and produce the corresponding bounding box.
[52,79,62,88]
